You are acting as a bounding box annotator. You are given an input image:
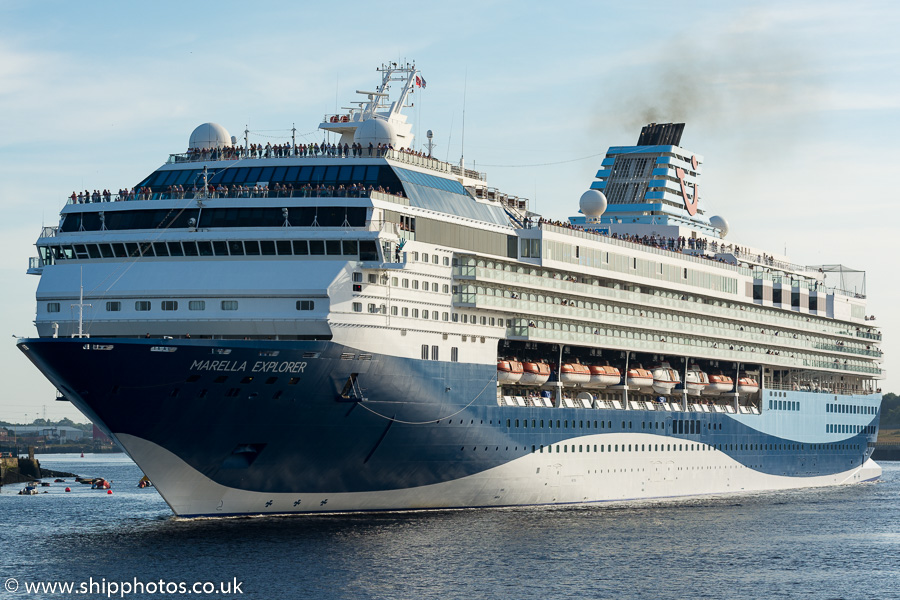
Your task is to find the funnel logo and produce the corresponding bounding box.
[675,155,699,216]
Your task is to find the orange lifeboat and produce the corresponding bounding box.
[737,376,760,395]
[520,362,551,386]
[706,373,734,395]
[625,367,653,389]
[587,364,620,388]
[497,359,524,384]
[559,363,591,386]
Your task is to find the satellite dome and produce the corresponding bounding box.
[354,118,398,148]
[579,189,608,218]
[189,123,233,150]
[709,215,729,238]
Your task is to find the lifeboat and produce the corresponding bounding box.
[684,365,710,396]
[625,367,653,389]
[706,373,734,395]
[651,362,681,395]
[519,362,551,386]
[737,376,760,395]
[497,359,523,384]
[587,364,621,388]
[559,363,591,386]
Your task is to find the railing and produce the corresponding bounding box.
[538,223,865,300]
[163,147,486,181]
[66,187,406,205]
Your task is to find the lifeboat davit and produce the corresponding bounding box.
[737,376,760,395]
[684,365,710,396]
[559,363,591,386]
[497,359,523,384]
[706,373,734,395]
[587,364,621,388]
[520,362,551,386]
[651,363,681,395]
[625,367,653,389]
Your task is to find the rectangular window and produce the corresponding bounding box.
[309,240,325,255]
[368,303,377,313]
[352,302,362,312]
[431,345,439,361]
[47,302,60,313]
[221,300,239,311]
[402,307,409,316]
[353,272,363,283]
[451,347,458,362]
[422,253,429,263]
[292,240,309,255]
[368,273,378,284]
[326,240,341,255]
[296,300,314,311]
[106,301,121,312]
[421,344,429,360]
[162,300,178,311]
[189,300,206,311]
[412,309,419,318]
[402,278,409,288]
[275,240,292,255]
[135,301,151,311]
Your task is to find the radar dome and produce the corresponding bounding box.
[579,189,608,218]
[189,123,233,150]
[354,118,398,148]
[709,215,730,238]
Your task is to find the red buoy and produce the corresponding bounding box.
[107,490,113,495]
[65,487,71,492]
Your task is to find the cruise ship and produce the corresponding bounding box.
[17,63,883,517]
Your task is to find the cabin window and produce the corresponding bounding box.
[296,300,314,311]
[135,301,151,311]
[188,301,205,311]
[221,301,239,311]
[161,301,178,311]
[47,302,61,313]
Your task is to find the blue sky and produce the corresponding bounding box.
[1,1,897,421]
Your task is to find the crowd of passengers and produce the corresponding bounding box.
[184,142,434,162]
[70,183,401,203]
[529,217,773,266]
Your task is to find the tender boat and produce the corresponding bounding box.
[684,365,710,396]
[651,362,681,395]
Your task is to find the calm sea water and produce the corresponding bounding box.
[1,453,898,600]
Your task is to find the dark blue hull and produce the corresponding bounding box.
[18,338,880,506]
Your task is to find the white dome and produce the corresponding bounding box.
[353,118,398,148]
[189,123,232,150]
[579,189,608,218]
[709,215,730,238]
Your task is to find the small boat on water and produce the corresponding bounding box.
[685,365,710,396]
[651,362,681,395]
[19,484,38,495]
[497,359,524,384]
[519,361,551,386]
[587,364,621,388]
